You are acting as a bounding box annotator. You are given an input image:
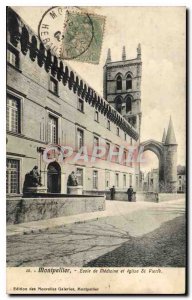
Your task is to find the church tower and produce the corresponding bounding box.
[103,44,142,138]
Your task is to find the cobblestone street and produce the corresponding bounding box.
[7,199,185,267]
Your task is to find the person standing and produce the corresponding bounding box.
[110,186,116,200]
[127,185,134,202]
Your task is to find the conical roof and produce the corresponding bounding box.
[165,117,177,145]
[162,128,166,143]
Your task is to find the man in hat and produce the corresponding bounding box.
[127,185,134,202]
[110,185,116,200]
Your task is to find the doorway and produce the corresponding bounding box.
[47,162,61,193]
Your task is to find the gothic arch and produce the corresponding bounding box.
[126,73,132,90]
[115,73,123,90]
[115,72,123,79]
[140,139,164,186]
[125,71,133,78]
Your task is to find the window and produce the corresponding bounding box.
[117,127,120,136]
[116,147,120,163]
[123,151,127,165]
[106,142,110,160]
[49,77,58,95]
[93,136,99,147]
[76,168,83,186]
[6,94,20,133]
[115,97,122,113]
[48,115,58,144]
[93,170,98,189]
[124,133,127,141]
[115,173,119,187]
[77,128,84,150]
[6,159,20,194]
[7,45,19,68]
[179,175,182,179]
[105,171,110,188]
[126,97,132,113]
[107,120,110,130]
[95,110,99,122]
[116,75,122,90]
[93,136,99,156]
[78,98,84,112]
[123,174,126,188]
[126,74,132,90]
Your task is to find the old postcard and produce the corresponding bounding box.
[6,6,186,294]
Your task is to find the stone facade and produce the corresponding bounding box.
[6,8,141,200]
[140,117,178,193]
[7,196,105,224]
[103,45,142,137]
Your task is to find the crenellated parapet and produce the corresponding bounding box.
[7,7,139,141]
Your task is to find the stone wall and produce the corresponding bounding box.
[7,196,105,225]
[84,190,137,201]
[83,190,184,203]
[158,193,184,202]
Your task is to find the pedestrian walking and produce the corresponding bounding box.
[110,186,116,200]
[127,185,134,202]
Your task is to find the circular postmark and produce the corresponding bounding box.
[38,6,94,60]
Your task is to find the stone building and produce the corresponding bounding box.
[143,169,159,193]
[177,166,186,193]
[103,45,142,138]
[140,117,178,193]
[6,8,141,199]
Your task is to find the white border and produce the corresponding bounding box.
[1,1,191,299]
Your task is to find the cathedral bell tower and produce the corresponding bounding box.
[103,45,142,139]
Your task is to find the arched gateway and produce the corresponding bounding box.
[140,117,178,193]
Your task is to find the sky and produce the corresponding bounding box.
[12,6,186,170]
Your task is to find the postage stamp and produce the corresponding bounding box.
[38,6,105,64]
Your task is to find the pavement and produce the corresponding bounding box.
[7,197,185,237]
[7,198,185,267]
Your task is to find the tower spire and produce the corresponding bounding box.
[137,43,141,59]
[165,116,177,145]
[122,46,126,61]
[106,48,111,63]
[162,128,166,143]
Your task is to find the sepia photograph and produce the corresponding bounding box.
[6,5,186,294]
